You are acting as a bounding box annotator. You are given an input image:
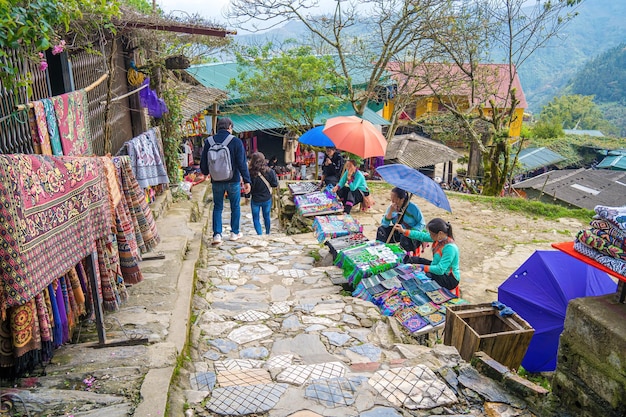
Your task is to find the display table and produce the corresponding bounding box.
[351,263,468,336]
[335,241,405,287]
[552,241,626,302]
[288,181,320,196]
[312,214,363,243]
[325,233,370,259]
[294,188,343,217]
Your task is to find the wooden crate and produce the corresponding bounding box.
[444,303,534,370]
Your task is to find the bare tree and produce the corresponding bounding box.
[226,0,450,140]
[418,0,584,196]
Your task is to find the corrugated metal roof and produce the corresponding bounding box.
[223,103,389,133]
[597,155,626,170]
[186,56,392,104]
[517,147,566,171]
[512,168,626,209]
[384,133,462,169]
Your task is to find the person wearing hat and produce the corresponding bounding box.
[320,147,344,187]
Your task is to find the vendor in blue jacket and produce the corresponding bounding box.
[394,218,461,290]
[376,187,425,252]
[332,159,368,215]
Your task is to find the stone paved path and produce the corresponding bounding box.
[180,198,532,417]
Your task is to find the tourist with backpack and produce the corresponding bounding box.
[200,117,251,245]
[248,152,278,236]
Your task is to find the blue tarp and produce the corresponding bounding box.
[498,250,616,373]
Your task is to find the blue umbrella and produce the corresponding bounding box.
[376,164,452,212]
[298,126,335,147]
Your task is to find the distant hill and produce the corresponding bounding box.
[562,43,626,136]
[517,0,626,113]
[231,0,626,114]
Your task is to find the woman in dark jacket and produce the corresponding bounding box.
[248,152,279,235]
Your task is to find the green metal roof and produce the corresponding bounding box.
[186,56,391,104]
[223,103,390,134]
[597,154,626,170]
[518,147,566,171]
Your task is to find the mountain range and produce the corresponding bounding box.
[233,0,626,115]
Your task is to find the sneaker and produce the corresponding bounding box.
[212,234,222,245]
[229,232,243,241]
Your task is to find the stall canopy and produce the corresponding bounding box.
[498,250,616,373]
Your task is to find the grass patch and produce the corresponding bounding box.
[518,366,552,391]
[451,194,594,222]
[308,249,321,262]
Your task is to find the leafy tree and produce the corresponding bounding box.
[531,120,564,139]
[0,0,120,97]
[226,0,450,140]
[228,44,343,135]
[413,0,584,196]
[539,94,617,134]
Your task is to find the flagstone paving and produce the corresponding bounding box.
[182,203,534,417]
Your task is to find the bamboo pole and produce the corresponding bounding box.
[14,73,109,111]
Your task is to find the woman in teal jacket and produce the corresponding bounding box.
[332,159,369,214]
[394,218,460,290]
[376,187,425,252]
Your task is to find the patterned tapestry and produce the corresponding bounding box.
[0,155,110,315]
[51,90,92,156]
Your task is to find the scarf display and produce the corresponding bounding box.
[123,128,169,189]
[51,90,92,156]
[41,99,63,155]
[573,205,626,277]
[0,155,109,316]
[29,101,54,155]
[115,199,143,285]
[113,155,160,253]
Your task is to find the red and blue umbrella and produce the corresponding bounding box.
[376,164,452,212]
[298,126,335,148]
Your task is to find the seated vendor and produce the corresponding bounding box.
[332,159,369,215]
[376,187,425,253]
[393,218,460,291]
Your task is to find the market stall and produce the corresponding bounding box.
[294,187,344,217]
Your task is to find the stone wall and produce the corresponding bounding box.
[552,294,626,417]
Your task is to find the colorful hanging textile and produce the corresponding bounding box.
[51,89,92,156]
[0,155,109,316]
[115,197,143,285]
[113,155,160,253]
[41,98,63,155]
[124,129,170,189]
[31,101,54,155]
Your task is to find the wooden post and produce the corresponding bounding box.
[89,251,107,345]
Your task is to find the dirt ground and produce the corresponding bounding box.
[346,182,586,304]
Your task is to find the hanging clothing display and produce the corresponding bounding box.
[119,127,170,189]
[51,90,92,156]
[29,101,53,155]
[41,99,63,155]
[113,155,161,253]
[283,136,296,164]
[0,154,109,316]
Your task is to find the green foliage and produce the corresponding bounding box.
[0,0,120,96]
[538,94,617,135]
[531,120,564,139]
[453,194,594,223]
[159,87,184,184]
[568,43,626,104]
[518,366,552,391]
[120,0,154,14]
[229,43,343,134]
[526,134,625,168]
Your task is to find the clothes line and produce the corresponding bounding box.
[14,72,109,111]
[99,82,148,105]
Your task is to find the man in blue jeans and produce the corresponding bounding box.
[200,117,251,245]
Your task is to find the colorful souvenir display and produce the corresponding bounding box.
[351,263,469,335]
[288,181,320,196]
[312,215,363,243]
[325,233,370,259]
[335,241,405,287]
[294,187,343,217]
